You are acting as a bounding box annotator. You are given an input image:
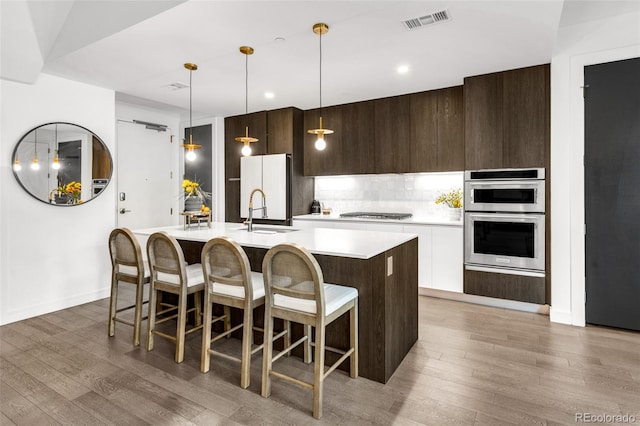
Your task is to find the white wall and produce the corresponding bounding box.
[550,11,640,325]
[0,74,116,325]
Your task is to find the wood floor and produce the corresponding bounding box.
[1,292,639,425]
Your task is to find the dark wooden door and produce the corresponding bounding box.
[408,91,438,172]
[585,57,640,331]
[267,108,294,154]
[502,64,549,168]
[225,111,266,222]
[436,86,464,171]
[464,72,503,169]
[374,96,411,173]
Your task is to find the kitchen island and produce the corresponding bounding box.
[134,223,418,383]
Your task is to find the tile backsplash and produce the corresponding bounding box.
[314,172,464,218]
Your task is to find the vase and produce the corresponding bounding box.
[184,197,202,212]
[449,207,462,221]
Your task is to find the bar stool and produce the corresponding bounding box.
[107,228,150,346]
[146,232,204,363]
[261,242,358,419]
[200,236,288,388]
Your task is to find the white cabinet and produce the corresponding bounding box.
[430,226,463,293]
[241,154,287,220]
[403,225,433,288]
[291,218,463,293]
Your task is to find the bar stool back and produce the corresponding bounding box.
[200,236,270,388]
[108,227,149,346]
[261,242,358,419]
[146,231,204,363]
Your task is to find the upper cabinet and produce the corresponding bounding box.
[303,101,375,176]
[225,107,313,222]
[464,64,549,170]
[304,86,464,176]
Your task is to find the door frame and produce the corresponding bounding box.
[566,45,640,326]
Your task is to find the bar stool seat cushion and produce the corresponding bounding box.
[119,260,150,278]
[274,282,358,315]
[158,263,205,287]
[211,271,264,300]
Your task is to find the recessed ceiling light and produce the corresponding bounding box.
[274,37,285,42]
[397,65,409,74]
[264,92,275,99]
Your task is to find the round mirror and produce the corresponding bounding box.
[11,123,112,206]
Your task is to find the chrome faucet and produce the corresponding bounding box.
[244,188,267,231]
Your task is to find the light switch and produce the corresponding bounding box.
[387,256,393,276]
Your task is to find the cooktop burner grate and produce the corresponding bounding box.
[339,212,413,220]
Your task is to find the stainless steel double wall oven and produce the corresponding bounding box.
[464,168,545,277]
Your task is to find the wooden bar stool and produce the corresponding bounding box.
[200,236,288,389]
[146,232,204,363]
[107,228,150,346]
[261,242,358,419]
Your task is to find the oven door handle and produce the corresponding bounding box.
[467,213,543,220]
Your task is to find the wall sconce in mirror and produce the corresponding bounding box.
[11,122,113,206]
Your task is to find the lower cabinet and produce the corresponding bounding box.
[404,225,463,293]
[293,219,463,293]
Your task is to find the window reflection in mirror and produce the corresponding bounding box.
[11,123,112,206]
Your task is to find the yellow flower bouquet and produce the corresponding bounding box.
[435,188,463,209]
[62,181,82,204]
[182,179,210,201]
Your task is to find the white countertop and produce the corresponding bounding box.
[133,222,417,260]
[292,213,463,227]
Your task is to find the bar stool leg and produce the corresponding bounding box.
[313,323,325,419]
[261,313,274,398]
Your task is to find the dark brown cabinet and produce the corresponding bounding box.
[464,64,549,170]
[224,111,267,223]
[304,86,463,176]
[303,101,375,176]
[225,107,313,222]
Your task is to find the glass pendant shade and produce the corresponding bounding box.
[52,151,61,170]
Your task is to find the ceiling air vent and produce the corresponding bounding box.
[402,9,451,30]
[166,82,189,90]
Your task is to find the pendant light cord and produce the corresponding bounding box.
[189,68,193,142]
[319,28,323,116]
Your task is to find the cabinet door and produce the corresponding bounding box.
[342,101,375,175]
[408,91,438,172]
[502,64,549,168]
[437,86,464,171]
[225,112,267,222]
[303,105,343,176]
[240,155,262,218]
[403,225,432,288]
[464,72,503,169]
[267,108,294,154]
[262,154,287,220]
[374,96,411,173]
[431,226,463,293]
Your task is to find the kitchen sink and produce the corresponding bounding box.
[234,226,299,234]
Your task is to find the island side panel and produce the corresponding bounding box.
[384,237,419,382]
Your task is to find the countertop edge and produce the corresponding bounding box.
[292,214,463,227]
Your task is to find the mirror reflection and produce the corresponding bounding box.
[12,122,112,205]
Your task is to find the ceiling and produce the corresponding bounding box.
[2,0,638,119]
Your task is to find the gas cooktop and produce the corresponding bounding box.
[339,212,413,220]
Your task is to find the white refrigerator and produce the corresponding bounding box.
[240,154,291,222]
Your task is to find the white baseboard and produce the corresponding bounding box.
[0,288,111,326]
[549,307,575,325]
[419,287,550,315]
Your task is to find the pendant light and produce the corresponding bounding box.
[13,153,21,171]
[51,123,61,170]
[235,46,258,157]
[31,128,40,170]
[182,63,202,162]
[307,23,333,151]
